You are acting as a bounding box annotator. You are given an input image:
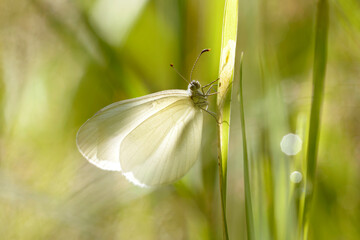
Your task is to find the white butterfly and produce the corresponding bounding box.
[76,49,218,187]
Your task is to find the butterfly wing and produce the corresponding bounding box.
[76,90,203,186]
[119,98,203,187]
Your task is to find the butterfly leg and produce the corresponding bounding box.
[198,106,229,126]
[199,106,218,121]
[205,84,219,95]
[207,92,219,96]
[202,78,220,90]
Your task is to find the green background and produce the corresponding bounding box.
[0,0,359,239]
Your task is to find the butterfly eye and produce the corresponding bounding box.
[194,81,201,88]
[190,81,201,91]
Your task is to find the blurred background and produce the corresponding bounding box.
[0,0,359,239]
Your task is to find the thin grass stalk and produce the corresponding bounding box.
[217,0,238,239]
[238,53,255,240]
[301,0,329,239]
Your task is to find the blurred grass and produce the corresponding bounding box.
[301,0,329,239]
[238,52,255,240]
[0,0,360,239]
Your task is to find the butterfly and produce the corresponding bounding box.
[76,49,218,187]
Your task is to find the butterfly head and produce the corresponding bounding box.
[189,80,201,91]
[188,80,203,97]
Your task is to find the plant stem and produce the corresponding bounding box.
[238,53,255,240]
[217,0,238,238]
[301,0,329,238]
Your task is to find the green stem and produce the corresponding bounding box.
[217,0,238,238]
[217,144,229,240]
[301,0,329,238]
[239,53,255,240]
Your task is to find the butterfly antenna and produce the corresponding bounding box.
[190,48,211,81]
[170,64,189,84]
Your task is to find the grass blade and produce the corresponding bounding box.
[238,53,255,240]
[217,0,238,239]
[301,0,329,238]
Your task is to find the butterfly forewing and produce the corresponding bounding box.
[76,90,203,186]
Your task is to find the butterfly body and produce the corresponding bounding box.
[188,80,209,110]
